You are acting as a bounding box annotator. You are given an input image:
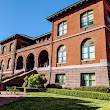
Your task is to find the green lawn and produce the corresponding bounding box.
[0,92,110,110]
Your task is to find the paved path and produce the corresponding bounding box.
[0,91,27,106]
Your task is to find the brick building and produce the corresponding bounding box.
[0,0,110,89]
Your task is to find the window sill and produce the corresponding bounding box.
[9,51,13,53]
[81,59,95,62]
[57,62,66,64]
[80,24,94,30]
[7,68,11,70]
[57,33,67,38]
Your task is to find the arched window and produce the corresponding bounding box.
[0,60,4,70]
[9,43,14,52]
[58,21,67,36]
[16,56,23,70]
[81,10,94,28]
[38,50,49,67]
[2,46,6,54]
[58,45,66,63]
[82,39,95,60]
[7,58,11,70]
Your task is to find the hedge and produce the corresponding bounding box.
[46,88,110,100]
[16,87,24,92]
[16,87,110,100]
[16,87,47,92]
[25,88,47,92]
[74,86,110,93]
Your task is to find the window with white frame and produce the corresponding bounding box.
[81,10,94,28]
[58,21,67,36]
[7,58,11,70]
[58,46,66,63]
[2,46,6,54]
[9,43,14,52]
[0,60,4,70]
[81,73,95,86]
[56,74,65,85]
[82,39,95,60]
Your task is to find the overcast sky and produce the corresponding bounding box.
[0,0,78,41]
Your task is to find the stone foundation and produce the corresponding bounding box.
[49,66,109,89]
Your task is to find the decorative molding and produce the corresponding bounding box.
[52,62,108,70]
[37,67,50,71]
[14,69,24,73]
[105,26,110,32]
[53,25,105,43]
[16,41,52,53]
[0,53,14,58]
[37,46,51,58]
[16,25,106,54]
[2,71,12,74]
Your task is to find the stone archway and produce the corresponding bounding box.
[26,53,35,71]
[16,56,23,70]
[38,50,49,67]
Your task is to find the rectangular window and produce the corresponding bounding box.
[2,46,6,54]
[82,46,95,60]
[58,21,67,36]
[89,46,95,59]
[58,51,66,63]
[81,73,95,86]
[56,74,65,85]
[9,43,14,52]
[81,11,94,28]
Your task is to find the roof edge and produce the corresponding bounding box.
[35,32,52,40]
[46,0,88,22]
[0,34,34,44]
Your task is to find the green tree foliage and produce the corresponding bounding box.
[23,74,47,88]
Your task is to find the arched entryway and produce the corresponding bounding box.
[38,50,49,67]
[16,56,23,70]
[26,53,35,71]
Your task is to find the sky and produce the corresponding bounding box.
[0,0,78,41]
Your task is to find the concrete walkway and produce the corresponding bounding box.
[0,91,27,106]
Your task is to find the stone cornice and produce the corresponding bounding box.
[16,40,52,53]
[16,25,108,54]
[0,53,14,58]
[53,25,105,43]
[52,62,108,70]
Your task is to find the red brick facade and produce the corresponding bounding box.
[0,0,110,88]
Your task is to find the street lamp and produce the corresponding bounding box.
[0,64,4,94]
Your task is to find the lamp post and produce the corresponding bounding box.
[0,64,4,94]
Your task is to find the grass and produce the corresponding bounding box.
[0,92,110,110]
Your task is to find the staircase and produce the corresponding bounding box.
[0,70,37,90]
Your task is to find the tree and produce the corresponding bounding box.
[23,74,47,88]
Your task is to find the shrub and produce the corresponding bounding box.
[23,74,47,88]
[46,88,110,100]
[46,84,62,89]
[24,87,47,92]
[74,86,110,93]
[16,87,24,92]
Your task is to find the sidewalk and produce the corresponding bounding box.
[0,91,27,106]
